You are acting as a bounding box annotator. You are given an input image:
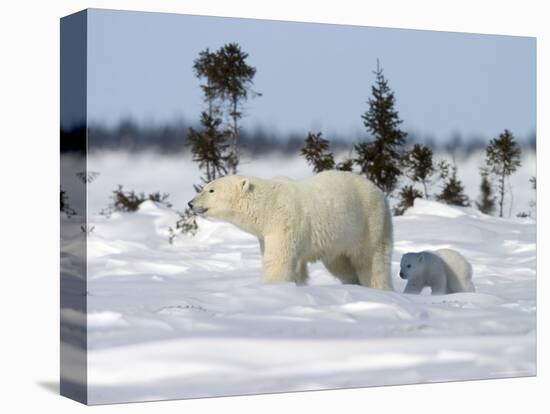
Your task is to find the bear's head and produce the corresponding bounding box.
[187,175,253,223]
[399,252,426,280]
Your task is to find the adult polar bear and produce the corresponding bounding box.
[188,170,393,289]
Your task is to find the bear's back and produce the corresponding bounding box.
[278,171,387,255]
[306,171,382,198]
[298,171,384,216]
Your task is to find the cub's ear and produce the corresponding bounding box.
[418,253,424,263]
[241,178,252,192]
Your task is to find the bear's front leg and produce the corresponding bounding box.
[262,233,298,283]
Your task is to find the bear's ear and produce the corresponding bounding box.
[241,178,252,192]
[418,253,424,263]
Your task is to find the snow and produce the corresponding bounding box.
[60,151,536,404]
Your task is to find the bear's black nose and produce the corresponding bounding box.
[399,271,405,279]
[188,201,194,209]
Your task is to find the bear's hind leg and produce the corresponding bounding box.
[322,255,359,285]
[350,252,375,288]
[294,261,309,285]
[368,241,393,290]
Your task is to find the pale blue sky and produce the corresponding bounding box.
[87,9,536,142]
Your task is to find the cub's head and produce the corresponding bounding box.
[399,252,426,279]
[187,175,252,221]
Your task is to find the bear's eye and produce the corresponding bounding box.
[407,264,411,268]
[209,189,214,194]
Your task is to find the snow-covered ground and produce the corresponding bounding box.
[60,151,536,404]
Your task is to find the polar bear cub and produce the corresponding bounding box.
[399,249,475,295]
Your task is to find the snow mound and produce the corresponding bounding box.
[406,198,479,218]
[136,200,170,215]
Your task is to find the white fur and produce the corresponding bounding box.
[189,171,393,289]
[400,249,475,295]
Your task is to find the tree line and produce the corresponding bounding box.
[78,121,535,156]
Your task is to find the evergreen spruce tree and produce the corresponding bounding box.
[301,132,335,173]
[301,132,355,173]
[168,209,199,244]
[219,44,259,165]
[436,161,470,207]
[100,186,172,217]
[171,112,232,241]
[173,45,253,241]
[484,129,522,217]
[476,167,496,215]
[402,144,435,198]
[336,158,353,172]
[192,48,220,117]
[354,60,407,196]
[394,185,423,216]
[194,43,260,173]
[187,112,232,191]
